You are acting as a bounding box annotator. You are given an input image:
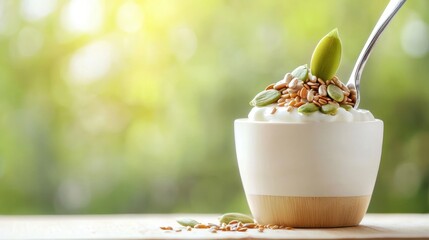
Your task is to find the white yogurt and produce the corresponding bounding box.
[248,104,374,122]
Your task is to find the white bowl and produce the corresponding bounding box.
[234,119,383,227]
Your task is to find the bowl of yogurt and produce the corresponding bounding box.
[234,29,384,227]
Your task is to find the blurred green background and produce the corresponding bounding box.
[0,0,428,214]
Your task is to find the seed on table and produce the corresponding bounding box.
[237,227,248,232]
[295,96,301,102]
[194,224,209,229]
[286,227,294,230]
[228,220,239,225]
[243,223,257,228]
[278,102,285,107]
[326,79,331,85]
[186,226,192,231]
[175,229,182,232]
[258,227,264,232]
[277,98,285,103]
[271,107,277,114]
[310,75,317,82]
[286,106,293,112]
[160,226,173,230]
[290,92,297,98]
[317,78,325,85]
[307,82,318,86]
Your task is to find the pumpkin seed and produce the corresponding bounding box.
[291,64,309,81]
[321,103,339,115]
[327,84,344,102]
[340,104,352,111]
[298,102,319,114]
[310,29,342,81]
[219,213,254,224]
[176,218,200,227]
[249,89,281,107]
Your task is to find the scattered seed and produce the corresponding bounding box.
[258,227,264,232]
[186,226,192,231]
[194,224,209,229]
[243,223,257,228]
[160,226,173,230]
[286,106,293,112]
[237,227,248,232]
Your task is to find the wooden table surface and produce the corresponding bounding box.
[0,214,428,240]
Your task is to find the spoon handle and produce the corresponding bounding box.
[348,0,406,106]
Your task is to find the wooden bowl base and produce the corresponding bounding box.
[247,194,371,228]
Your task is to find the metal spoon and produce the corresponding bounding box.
[347,0,406,108]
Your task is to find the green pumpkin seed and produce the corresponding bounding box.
[298,102,319,114]
[219,213,254,224]
[249,89,281,107]
[291,64,309,81]
[310,29,342,81]
[176,218,200,227]
[321,103,339,115]
[340,104,352,111]
[327,84,344,102]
